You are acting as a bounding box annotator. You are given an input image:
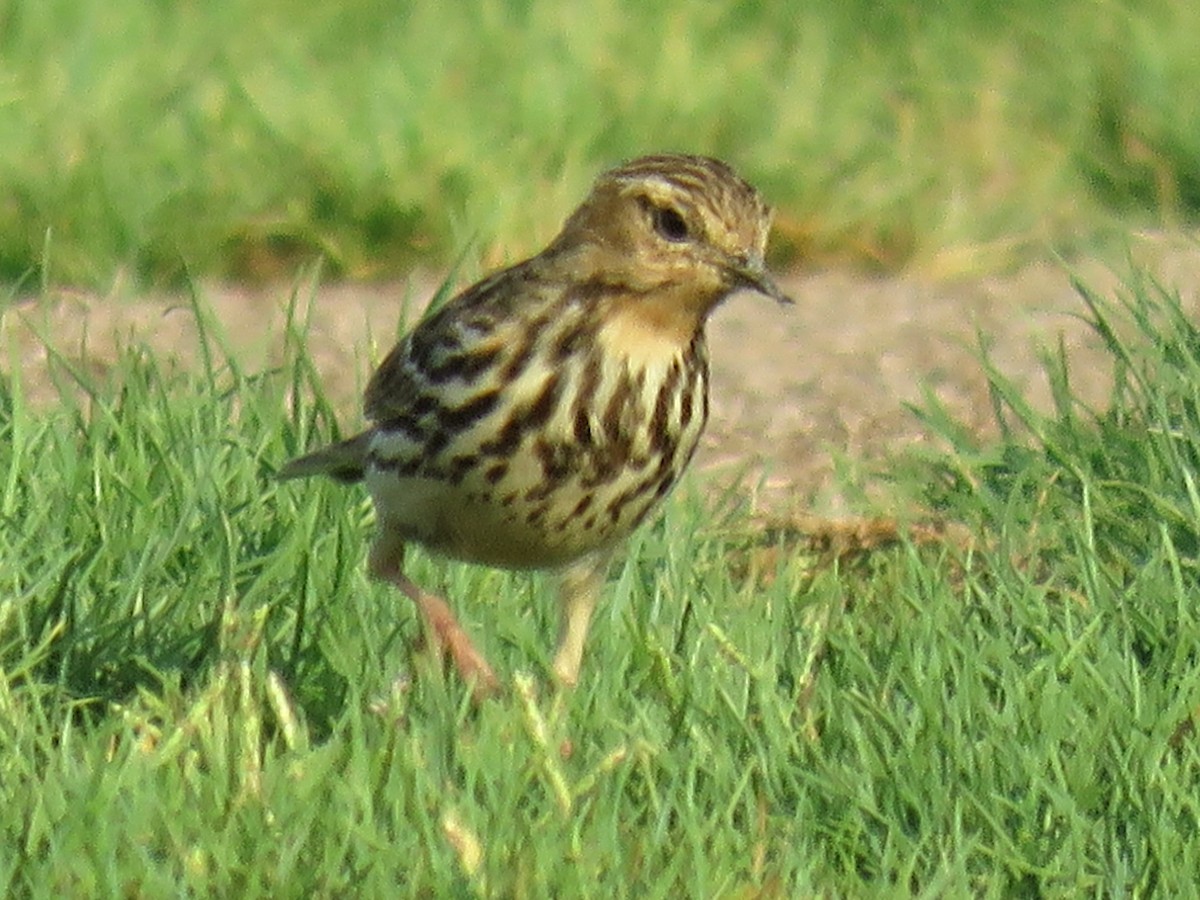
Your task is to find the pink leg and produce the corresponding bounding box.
[369,530,500,700]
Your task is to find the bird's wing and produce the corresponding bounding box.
[363,263,537,426]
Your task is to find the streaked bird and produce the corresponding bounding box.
[280,153,791,697]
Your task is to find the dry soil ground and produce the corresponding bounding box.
[5,232,1199,516]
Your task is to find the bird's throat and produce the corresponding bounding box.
[596,288,706,369]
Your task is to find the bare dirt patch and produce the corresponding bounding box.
[5,233,1198,514]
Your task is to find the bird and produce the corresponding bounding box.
[278,153,791,699]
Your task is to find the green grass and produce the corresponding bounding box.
[3,0,1200,286]
[2,265,1200,894]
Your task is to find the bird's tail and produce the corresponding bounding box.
[276,431,373,484]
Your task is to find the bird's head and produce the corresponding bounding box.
[548,153,792,321]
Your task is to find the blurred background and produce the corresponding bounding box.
[2,0,1198,288]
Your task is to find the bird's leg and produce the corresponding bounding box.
[552,551,612,688]
[369,529,500,699]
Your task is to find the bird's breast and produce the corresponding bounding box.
[364,323,710,570]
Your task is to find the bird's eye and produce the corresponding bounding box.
[651,205,690,243]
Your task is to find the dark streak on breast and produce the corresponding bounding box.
[525,372,562,431]
[479,413,523,458]
[532,438,575,485]
[479,373,561,458]
[444,453,480,485]
[500,313,551,381]
[648,359,683,456]
[678,373,695,431]
[526,503,550,527]
[552,310,600,363]
[572,354,603,445]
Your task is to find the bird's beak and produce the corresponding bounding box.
[727,257,794,306]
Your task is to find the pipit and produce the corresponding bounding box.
[279,153,790,698]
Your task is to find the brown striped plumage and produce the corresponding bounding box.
[280,153,790,698]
